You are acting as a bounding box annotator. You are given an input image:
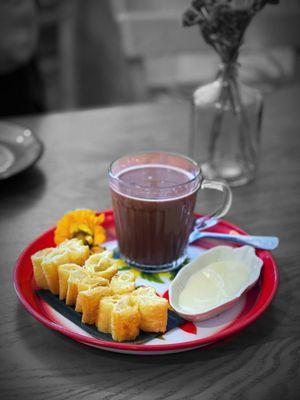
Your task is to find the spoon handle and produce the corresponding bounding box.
[194,217,219,231]
[190,232,279,250]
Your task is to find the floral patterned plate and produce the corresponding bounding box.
[13,210,279,355]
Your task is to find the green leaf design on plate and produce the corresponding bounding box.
[140,272,164,284]
[168,258,191,280]
[118,266,131,271]
[168,270,178,281]
[182,257,191,266]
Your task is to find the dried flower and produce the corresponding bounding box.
[54,209,106,249]
[183,0,279,62]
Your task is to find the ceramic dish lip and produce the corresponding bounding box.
[13,209,279,354]
[0,121,44,180]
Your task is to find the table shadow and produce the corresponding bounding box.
[0,166,46,213]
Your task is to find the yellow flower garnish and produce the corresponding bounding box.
[54,209,106,248]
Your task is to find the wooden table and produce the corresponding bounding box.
[1,85,300,400]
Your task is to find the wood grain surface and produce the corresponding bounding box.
[1,85,300,400]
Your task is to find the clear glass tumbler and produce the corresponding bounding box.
[109,151,232,272]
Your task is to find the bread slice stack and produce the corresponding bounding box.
[31,241,168,341]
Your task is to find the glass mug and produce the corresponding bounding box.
[109,151,232,272]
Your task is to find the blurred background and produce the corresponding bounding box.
[0,0,299,116]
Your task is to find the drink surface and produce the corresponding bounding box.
[111,164,198,267]
[115,164,195,200]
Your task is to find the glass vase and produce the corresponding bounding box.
[190,63,263,186]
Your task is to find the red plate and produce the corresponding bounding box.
[13,210,279,355]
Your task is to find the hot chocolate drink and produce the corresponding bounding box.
[110,164,198,268]
[109,151,231,272]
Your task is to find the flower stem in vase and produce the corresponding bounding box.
[207,80,229,164]
[229,78,257,173]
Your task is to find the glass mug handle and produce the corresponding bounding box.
[200,179,232,219]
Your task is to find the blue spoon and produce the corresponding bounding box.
[189,230,279,250]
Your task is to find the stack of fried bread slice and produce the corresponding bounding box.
[31,242,169,342]
[84,252,119,279]
[97,294,140,342]
[131,287,169,333]
[31,239,89,294]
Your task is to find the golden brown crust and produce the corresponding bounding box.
[58,239,89,266]
[109,271,135,295]
[58,263,82,300]
[78,286,113,324]
[131,288,168,333]
[65,269,88,305]
[84,251,118,280]
[131,286,156,299]
[31,248,52,289]
[42,249,71,294]
[96,295,121,333]
[136,296,168,333]
[97,295,140,341]
[32,239,89,294]
[74,275,109,312]
[111,297,140,342]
